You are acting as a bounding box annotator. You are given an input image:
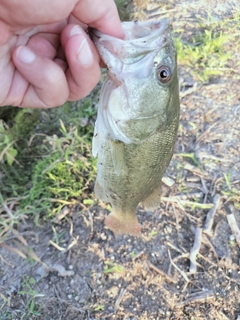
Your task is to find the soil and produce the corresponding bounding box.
[1,1,240,319]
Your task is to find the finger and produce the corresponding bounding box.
[73,0,124,38]
[0,1,76,27]
[61,24,101,101]
[27,33,59,59]
[11,45,69,108]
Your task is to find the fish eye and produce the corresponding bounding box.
[157,65,172,84]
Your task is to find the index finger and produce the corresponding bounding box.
[73,0,124,38]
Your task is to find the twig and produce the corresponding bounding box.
[161,196,213,211]
[180,83,198,98]
[202,234,219,262]
[88,210,94,236]
[165,241,203,274]
[172,192,204,201]
[200,177,209,203]
[49,237,78,252]
[196,122,217,143]
[165,241,185,254]
[132,251,145,262]
[226,209,240,246]
[0,243,26,259]
[0,254,15,267]
[184,163,209,179]
[176,290,214,308]
[148,262,178,284]
[189,227,202,273]
[161,196,185,211]
[168,249,190,283]
[198,153,232,163]
[56,206,71,221]
[114,288,127,312]
[203,194,221,234]
[172,203,180,230]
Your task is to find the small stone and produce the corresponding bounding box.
[100,233,107,240]
[75,296,80,302]
[162,176,175,187]
[68,294,72,299]
[70,279,75,285]
[80,117,88,127]
[68,265,73,270]
[229,234,235,241]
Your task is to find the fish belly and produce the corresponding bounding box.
[94,115,179,235]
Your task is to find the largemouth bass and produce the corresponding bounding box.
[91,19,180,235]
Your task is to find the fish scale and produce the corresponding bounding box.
[91,19,180,235]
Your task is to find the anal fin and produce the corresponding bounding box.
[141,186,161,211]
[94,179,109,202]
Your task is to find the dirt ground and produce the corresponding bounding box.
[1,1,240,319]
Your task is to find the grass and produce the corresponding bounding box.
[221,172,240,210]
[103,261,126,275]
[175,11,240,83]
[0,0,132,243]
[18,276,44,319]
[115,0,131,21]
[0,96,99,240]
[0,7,239,242]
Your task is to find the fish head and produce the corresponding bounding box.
[91,19,179,145]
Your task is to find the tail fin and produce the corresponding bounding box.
[105,209,141,236]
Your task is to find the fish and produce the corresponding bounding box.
[91,19,180,235]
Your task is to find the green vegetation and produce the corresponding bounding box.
[222,172,240,210]
[115,0,131,21]
[0,93,99,240]
[175,11,240,82]
[0,0,132,241]
[18,275,43,318]
[103,261,125,274]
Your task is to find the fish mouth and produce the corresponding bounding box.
[89,19,171,65]
[90,19,170,42]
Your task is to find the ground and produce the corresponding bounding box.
[1,1,240,319]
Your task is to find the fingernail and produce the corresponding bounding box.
[77,39,93,66]
[70,25,82,37]
[17,46,36,64]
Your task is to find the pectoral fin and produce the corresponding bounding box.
[110,140,125,175]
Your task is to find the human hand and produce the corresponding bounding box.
[0,0,124,108]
